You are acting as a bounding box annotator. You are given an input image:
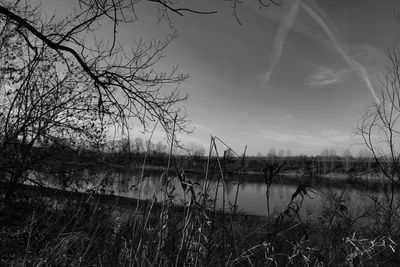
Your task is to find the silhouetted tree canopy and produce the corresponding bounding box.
[0,0,280,138]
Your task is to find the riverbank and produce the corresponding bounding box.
[45,161,400,194]
[0,184,277,266]
[1,180,400,266]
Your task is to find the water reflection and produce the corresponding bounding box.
[51,169,393,217]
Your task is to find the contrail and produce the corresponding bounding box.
[263,0,301,85]
[301,3,380,104]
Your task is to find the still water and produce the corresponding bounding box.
[55,168,385,218]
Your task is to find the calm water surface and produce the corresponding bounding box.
[54,168,384,218]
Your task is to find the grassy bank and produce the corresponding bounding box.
[1,181,400,266]
[2,137,400,266]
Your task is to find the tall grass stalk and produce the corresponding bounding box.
[2,136,400,266]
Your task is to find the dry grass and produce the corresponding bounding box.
[1,136,400,266]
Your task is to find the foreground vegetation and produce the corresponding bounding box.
[1,138,400,266]
[1,181,399,266]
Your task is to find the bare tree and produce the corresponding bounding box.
[0,0,281,201]
[356,37,400,234]
[0,1,189,140]
[0,15,111,200]
[357,41,400,185]
[0,0,189,198]
[0,0,281,137]
[147,0,281,25]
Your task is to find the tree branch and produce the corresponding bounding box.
[147,0,217,16]
[0,5,104,89]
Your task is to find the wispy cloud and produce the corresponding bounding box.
[263,0,301,85]
[254,1,326,48]
[192,123,218,133]
[284,114,294,119]
[349,43,383,62]
[301,3,380,104]
[261,1,380,103]
[308,66,349,88]
[241,127,359,152]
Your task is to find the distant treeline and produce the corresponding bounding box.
[22,137,379,177]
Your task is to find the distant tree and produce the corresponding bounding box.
[155,141,167,154]
[267,147,276,164]
[145,139,156,154]
[120,138,131,154]
[277,149,285,164]
[134,137,145,153]
[357,149,373,172]
[342,149,352,172]
[320,148,336,173]
[267,148,276,157]
[187,143,205,157]
[225,148,234,158]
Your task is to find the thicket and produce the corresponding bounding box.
[1,137,400,266]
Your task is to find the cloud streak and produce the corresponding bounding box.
[301,3,380,104]
[308,66,349,88]
[263,0,301,85]
[262,2,380,104]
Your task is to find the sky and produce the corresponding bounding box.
[43,0,400,156]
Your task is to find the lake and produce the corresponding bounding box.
[45,168,393,219]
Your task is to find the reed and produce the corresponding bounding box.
[1,136,399,266]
